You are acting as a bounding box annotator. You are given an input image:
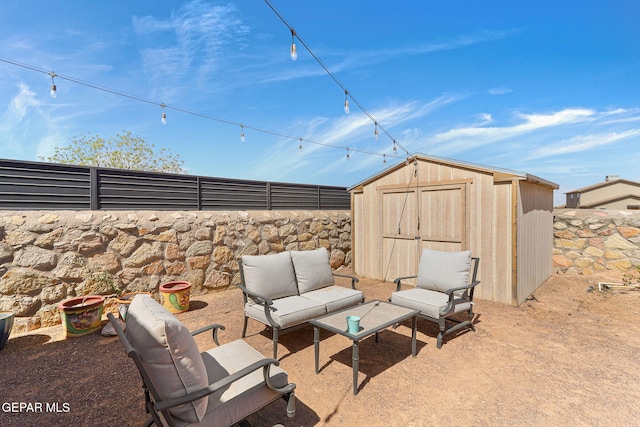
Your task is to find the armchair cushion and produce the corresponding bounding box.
[290,248,335,294]
[242,252,299,300]
[302,286,364,312]
[417,249,471,293]
[391,288,472,319]
[194,339,289,427]
[126,295,208,423]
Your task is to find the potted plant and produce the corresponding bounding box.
[58,295,105,338]
[159,281,192,314]
[116,291,152,321]
[0,311,14,350]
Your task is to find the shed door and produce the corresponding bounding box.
[418,183,468,252]
[379,182,469,281]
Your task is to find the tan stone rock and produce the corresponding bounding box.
[299,241,316,251]
[74,231,108,254]
[552,255,573,268]
[195,227,212,241]
[212,246,233,265]
[554,230,575,239]
[165,243,181,261]
[604,234,636,250]
[604,250,625,259]
[0,242,14,263]
[40,284,67,304]
[260,225,279,243]
[574,258,592,269]
[11,316,41,334]
[38,213,60,224]
[75,213,93,223]
[14,246,57,270]
[187,256,211,270]
[142,260,165,276]
[185,241,213,257]
[584,246,605,257]
[34,228,64,249]
[5,230,37,246]
[89,252,121,273]
[577,229,596,238]
[38,303,60,327]
[156,229,178,243]
[617,226,640,239]
[555,238,586,249]
[204,270,231,289]
[125,242,163,268]
[606,259,632,271]
[166,261,187,276]
[330,249,346,268]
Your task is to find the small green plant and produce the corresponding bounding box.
[74,258,121,295]
[622,265,640,286]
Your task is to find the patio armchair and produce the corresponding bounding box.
[108,294,296,427]
[391,249,480,348]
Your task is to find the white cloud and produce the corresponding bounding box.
[527,130,640,159]
[488,87,512,95]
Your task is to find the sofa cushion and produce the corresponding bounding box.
[416,249,471,292]
[179,339,289,427]
[302,286,363,312]
[126,295,207,423]
[242,252,299,300]
[290,248,335,294]
[391,288,472,319]
[245,296,326,329]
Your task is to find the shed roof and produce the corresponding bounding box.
[348,153,559,191]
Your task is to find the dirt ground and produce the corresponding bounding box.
[1,270,639,427]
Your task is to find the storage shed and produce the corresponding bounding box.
[348,154,559,306]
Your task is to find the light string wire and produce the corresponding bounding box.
[0,56,404,162]
[264,0,411,157]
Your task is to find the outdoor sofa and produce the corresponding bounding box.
[239,247,363,358]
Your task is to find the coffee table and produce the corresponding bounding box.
[309,300,420,395]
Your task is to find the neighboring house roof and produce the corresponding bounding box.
[565,178,640,195]
[578,194,640,209]
[348,153,559,191]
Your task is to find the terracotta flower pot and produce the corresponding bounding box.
[0,311,14,350]
[58,295,105,338]
[116,292,153,320]
[159,281,191,314]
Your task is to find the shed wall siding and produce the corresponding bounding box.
[516,181,554,304]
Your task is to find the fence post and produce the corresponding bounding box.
[90,167,99,210]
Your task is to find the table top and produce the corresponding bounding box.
[309,300,419,340]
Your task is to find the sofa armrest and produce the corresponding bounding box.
[332,273,360,290]
[393,275,417,291]
[238,284,274,306]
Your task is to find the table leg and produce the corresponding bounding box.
[411,315,417,357]
[352,340,359,395]
[314,326,320,374]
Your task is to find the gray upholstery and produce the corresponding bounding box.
[242,252,299,300]
[302,286,365,313]
[239,249,363,359]
[111,295,296,427]
[245,296,326,329]
[127,295,208,423]
[177,340,289,427]
[290,248,334,293]
[391,288,472,318]
[392,250,480,349]
[417,249,471,292]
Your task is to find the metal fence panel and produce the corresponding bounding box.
[0,158,350,211]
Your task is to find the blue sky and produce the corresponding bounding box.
[0,1,638,205]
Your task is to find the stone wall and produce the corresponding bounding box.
[553,209,640,274]
[0,210,351,333]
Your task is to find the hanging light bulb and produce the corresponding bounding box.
[374,122,379,140]
[383,154,387,166]
[240,124,245,142]
[161,103,167,125]
[346,148,350,160]
[344,91,350,114]
[49,72,57,98]
[299,138,303,152]
[393,140,398,155]
[290,29,298,61]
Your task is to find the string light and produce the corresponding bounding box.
[383,154,387,166]
[240,124,245,142]
[346,148,350,160]
[344,90,350,114]
[0,57,407,165]
[49,72,57,98]
[393,140,398,155]
[298,138,303,152]
[290,29,297,61]
[374,122,379,140]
